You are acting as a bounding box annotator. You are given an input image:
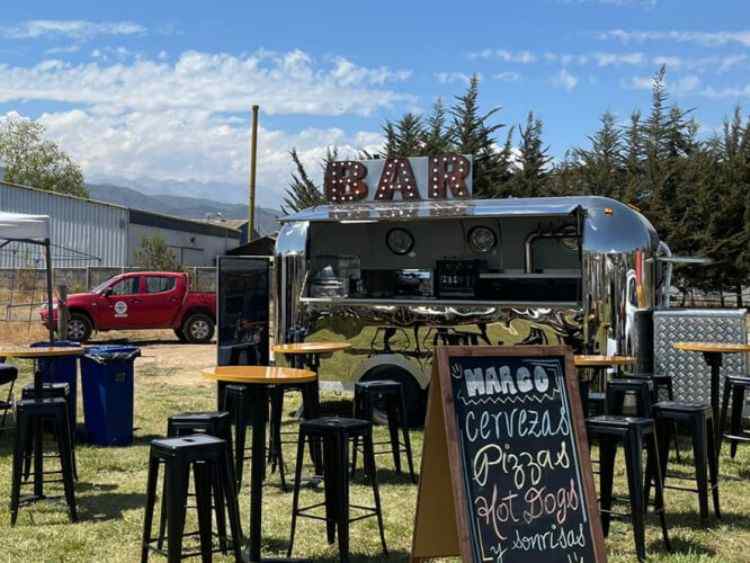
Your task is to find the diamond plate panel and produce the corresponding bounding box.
[654,309,748,403]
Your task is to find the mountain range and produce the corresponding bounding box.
[87,182,282,236]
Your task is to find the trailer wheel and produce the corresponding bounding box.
[67,313,93,342]
[182,314,215,343]
[360,365,427,428]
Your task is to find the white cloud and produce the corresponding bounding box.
[468,49,536,63]
[0,49,414,117]
[652,54,748,73]
[0,20,145,40]
[598,29,750,47]
[700,84,750,99]
[622,73,701,95]
[45,45,81,55]
[546,51,645,66]
[552,68,578,91]
[20,108,384,207]
[0,49,414,206]
[494,71,521,82]
[435,72,478,85]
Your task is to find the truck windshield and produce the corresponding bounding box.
[91,280,112,294]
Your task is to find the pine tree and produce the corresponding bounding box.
[572,111,625,198]
[509,112,551,197]
[281,148,329,214]
[449,75,509,198]
[422,98,452,155]
[623,110,644,205]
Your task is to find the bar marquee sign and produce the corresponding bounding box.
[324,154,473,203]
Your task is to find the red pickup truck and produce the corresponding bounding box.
[40,272,216,343]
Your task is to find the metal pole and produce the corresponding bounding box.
[249,105,259,242]
[44,240,55,343]
[57,284,69,339]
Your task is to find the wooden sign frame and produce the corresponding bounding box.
[411,345,606,563]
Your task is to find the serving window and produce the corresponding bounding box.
[304,215,582,304]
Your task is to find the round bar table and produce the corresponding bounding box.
[0,346,84,501]
[673,341,750,463]
[272,342,352,373]
[574,355,637,412]
[203,365,316,563]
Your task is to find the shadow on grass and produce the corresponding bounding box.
[77,488,148,522]
[661,509,750,530]
[263,535,409,562]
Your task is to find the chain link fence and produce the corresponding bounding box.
[0,267,216,321]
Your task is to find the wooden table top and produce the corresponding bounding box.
[0,346,85,359]
[673,341,750,354]
[202,365,317,384]
[272,342,352,355]
[574,355,637,367]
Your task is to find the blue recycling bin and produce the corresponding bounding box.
[80,345,140,446]
[31,340,80,430]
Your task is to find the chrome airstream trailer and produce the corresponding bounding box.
[274,196,668,422]
[273,157,668,423]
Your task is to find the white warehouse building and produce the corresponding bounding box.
[0,180,241,268]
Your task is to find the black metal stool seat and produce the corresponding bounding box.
[21,382,78,481]
[141,434,243,562]
[352,380,416,483]
[10,397,77,525]
[650,400,720,521]
[586,415,670,562]
[156,411,236,555]
[720,374,750,459]
[0,363,18,437]
[289,417,388,563]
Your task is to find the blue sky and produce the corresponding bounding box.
[0,1,748,207]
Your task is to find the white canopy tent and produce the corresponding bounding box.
[0,211,54,341]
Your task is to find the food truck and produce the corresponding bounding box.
[217,154,672,424]
[263,154,671,424]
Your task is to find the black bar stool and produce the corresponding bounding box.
[351,380,416,483]
[649,401,720,520]
[21,382,78,480]
[609,375,682,460]
[719,374,750,458]
[606,378,653,417]
[156,412,236,554]
[288,417,387,563]
[10,398,77,525]
[587,391,606,417]
[0,363,18,438]
[587,415,671,562]
[223,384,254,490]
[268,385,290,490]
[141,434,243,562]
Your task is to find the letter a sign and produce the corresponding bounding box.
[410,345,605,563]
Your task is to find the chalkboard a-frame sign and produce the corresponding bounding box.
[410,346,606,563]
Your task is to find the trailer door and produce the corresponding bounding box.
[216,256,271,367]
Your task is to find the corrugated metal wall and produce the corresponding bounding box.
[0,182,129,268]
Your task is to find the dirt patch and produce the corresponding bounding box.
[0,321,216,387]
[134,341,216,387]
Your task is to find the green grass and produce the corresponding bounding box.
[2,360,750,561]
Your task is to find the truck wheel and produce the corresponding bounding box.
[183,314,215,343]
[174,328,188,342]
[67,313,93,342]
[361,365,427,428]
